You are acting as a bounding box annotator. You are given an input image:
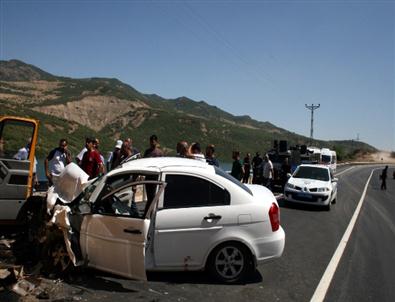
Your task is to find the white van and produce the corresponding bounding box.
[320,148,337,172]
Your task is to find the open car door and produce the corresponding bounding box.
[79,180,165,280]
[0,116,39,220]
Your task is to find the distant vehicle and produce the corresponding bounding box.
[0,116,39,223]
[284,164,338,210]
[48,157,285,283]
[320,148,337,172]
[304,147,321,164]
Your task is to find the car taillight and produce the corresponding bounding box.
[269,202,280,232]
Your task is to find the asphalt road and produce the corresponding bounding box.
[1,164,394,301]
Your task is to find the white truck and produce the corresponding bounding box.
[0,116,41,224]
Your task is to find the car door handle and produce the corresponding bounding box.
[124,228,142,234]
[204,214,222,220]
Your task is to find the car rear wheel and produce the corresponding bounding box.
[207,242,254,283]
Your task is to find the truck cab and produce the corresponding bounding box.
[0,116,39,223]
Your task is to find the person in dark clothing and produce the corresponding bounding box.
[242,153,251,183]
[205,144,219,167]
[176,141,190,158]
[252,152,263,184]
[144,134,163,158]
[231,151,244,181]
[108,140,123,171]
[280,157,292,189]
[119,138,140,165]
[380,166,388,190]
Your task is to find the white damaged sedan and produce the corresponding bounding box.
[48,157,285,283]
[284,164,338,210]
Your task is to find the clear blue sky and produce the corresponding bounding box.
[1,0,394,151]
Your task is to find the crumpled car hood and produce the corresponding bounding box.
[46,163,91,266]
[47,163,90,213]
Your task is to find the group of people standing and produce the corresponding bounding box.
[42,136,394,192]
[44,136,144,184]
[43,135,221,185]
[230,151,287,191]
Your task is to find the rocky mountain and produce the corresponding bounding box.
[0,59,376,159]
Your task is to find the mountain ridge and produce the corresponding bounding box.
[0,59,376,160]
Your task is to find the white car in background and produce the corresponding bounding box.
[284,164,338,210]
[50,157,285,283]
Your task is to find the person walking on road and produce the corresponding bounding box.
[44,138,72,186]
[380,166,388,190]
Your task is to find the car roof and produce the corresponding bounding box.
[298,164,330,170]
[111,156,214,174]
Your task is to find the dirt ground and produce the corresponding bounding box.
[356,151,395,164]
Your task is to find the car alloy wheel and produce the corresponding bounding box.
[208,242,253,283]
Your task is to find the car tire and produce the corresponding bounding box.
[325,201,331,211]
[207,242,254,283]
[14,196,47,264]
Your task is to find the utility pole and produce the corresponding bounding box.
[305,103,320,144]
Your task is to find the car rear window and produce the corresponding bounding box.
[214,166,252,195]
[163,174,230,208]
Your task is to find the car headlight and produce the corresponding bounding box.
[285,183,295,189]
[317,187,330,192]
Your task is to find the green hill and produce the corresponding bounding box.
[0,59,376,160]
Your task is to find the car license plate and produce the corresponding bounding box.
[298,193,312,199]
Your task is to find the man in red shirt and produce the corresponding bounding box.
[80,138,104,179]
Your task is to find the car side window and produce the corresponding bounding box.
[163,174,230,209]
[92,173,158,218]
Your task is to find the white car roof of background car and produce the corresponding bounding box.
[298,164,329,169]
[109,157,214,176]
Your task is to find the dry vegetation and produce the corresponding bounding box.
[33,96,149,131]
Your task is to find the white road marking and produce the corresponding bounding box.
[335,166,354,177]
[310,168,376,302]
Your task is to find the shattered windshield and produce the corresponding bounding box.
[73,175,103,207]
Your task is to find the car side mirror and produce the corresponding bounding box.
[287,173,292,179]
[332,178,338,182]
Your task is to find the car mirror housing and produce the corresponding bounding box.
[286,173,292,179]
[332,178,338,182]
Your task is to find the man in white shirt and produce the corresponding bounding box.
[263,154,274,190]
[13,144,30,160]
[44,139,72,186]
[75,137,89,166]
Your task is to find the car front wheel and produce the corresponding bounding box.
[207,242,254,283]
